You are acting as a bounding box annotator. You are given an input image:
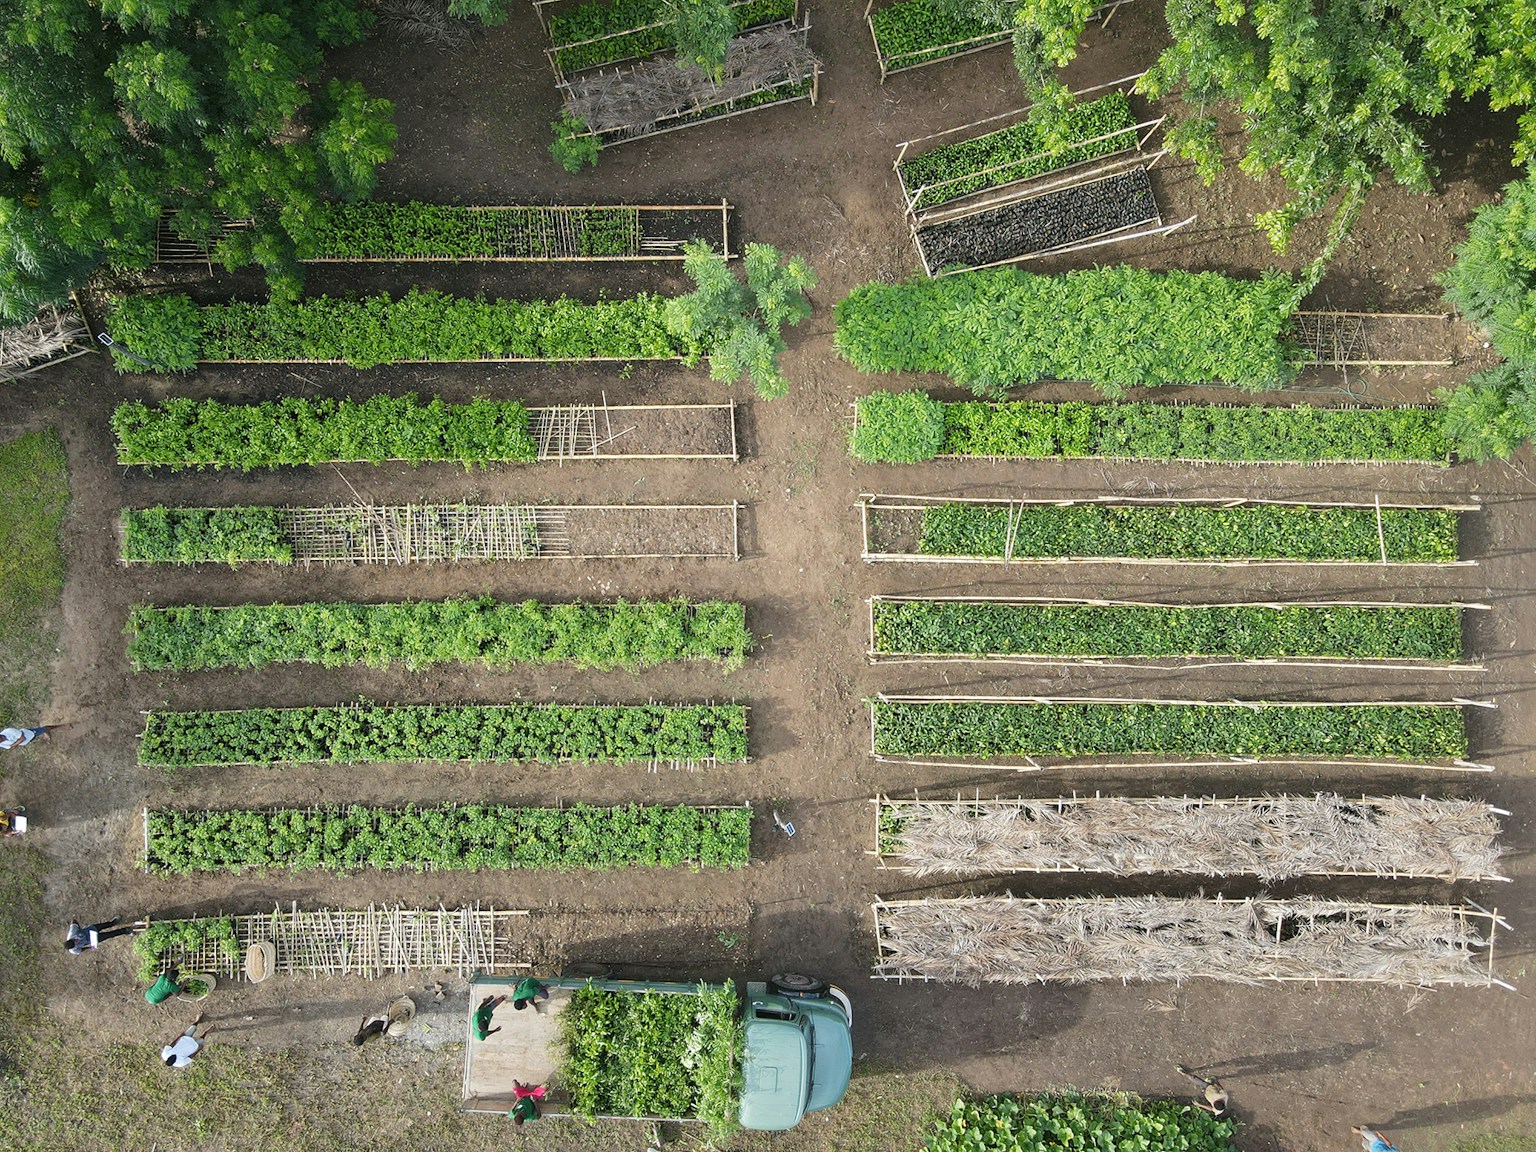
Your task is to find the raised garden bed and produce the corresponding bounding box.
[921,1094,1237,1152]
[542,0,797,76]
[866,0,1134,79]
[142,803,754,873]
[915,166,1158,274]
[127,598,753,673]
[137,702,750,768]
[847,390,1454,464]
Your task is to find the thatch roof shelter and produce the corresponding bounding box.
[0,305,92,383]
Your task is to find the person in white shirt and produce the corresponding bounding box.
[162,1016,213,1068]
[0,725,50,750]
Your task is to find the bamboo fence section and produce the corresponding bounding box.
[560,19,820,148]
[865,594,1487,672]
[868,692,1497,774]
[869,896,1510,988]
[0,305,93,383]
[154,204,732,263]
[529,400,738,460]
[1293,311,1455,368]
[142,904,532,979]
[866,0,1136,80]
[872,793,1507,882]
[857,492,1480,568]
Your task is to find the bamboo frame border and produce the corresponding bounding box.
[867,693,1497,775]
[869,792,1511,882]
[868,896,1512,989]
[857,492,1479,568]
[865,594,1489,672]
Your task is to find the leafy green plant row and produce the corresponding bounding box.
[872,700,1469,760]
[561,982,742,1129]
[915,503,1460,562]
[123,506,294,565]
[142,803,754,874]
[134,917,240,982]
[301,202,642,260]
[834,266,1300,396]
[552,0,794,72]
[870,0,1010,71]
[849,389,1452,463]
[113,395,536,470]
[872,600,1464,660]
[127,597,752,673]
[138,702,749,768]
[902,92,1137,210]
[105,289,694,372]
[923,1092,1238,1152]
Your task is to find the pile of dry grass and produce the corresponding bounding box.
[872,895,1500,987]
[879,793,1504,881]
[0,305,89,383]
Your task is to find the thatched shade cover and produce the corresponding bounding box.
[0,305,91,383]
[876,794,1505,882]
[871,896,1506,988]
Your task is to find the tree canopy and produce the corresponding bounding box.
[0,0,396,321]
[1011,0,1536,277]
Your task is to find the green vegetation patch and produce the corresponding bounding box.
[122,506,293,565]
[552,0,795,72]
[127,598,752,673]
[105,289,693,372]
[872,700,1468,760]
[561,982,743,1131]
[901,92,1137,210]
[916,503,1459,562]
[143,803,753,873]
[871,601,1463,660]
[849,390,1451,463]
[134,916,241,981]
[923,1092,1239,1152]
[870,0,1009,70]
[834,266,1299,396]
[138,702,749,768]
[302,202,642,259]
[114,395,536,470]
[0,430,68,727]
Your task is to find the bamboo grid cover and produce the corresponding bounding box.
[150,905,531,979]
[282,504,544,562]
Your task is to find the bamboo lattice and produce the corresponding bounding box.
[1293,311,1454,368]
[0,305,93,383]
[870,896,1510,988]
[873,793,1507,881]
[145,904,532,979]
[283,504,544,562]
[529,401,738,460]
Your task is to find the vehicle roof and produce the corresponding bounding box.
[738,1011,810,1130]
[802,999,854,1113]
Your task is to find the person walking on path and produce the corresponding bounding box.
[1353,1127,1400,1152]
[145,966,182,1005]
[473,994,508,1040]
[0,725,50,750]
[161,1015,213,1068]
[1175,1064,1230,1117]
[66,917,143,954]
[509,1094,541,1126]
[511,977,550,1013]
[513,1080,547,1102]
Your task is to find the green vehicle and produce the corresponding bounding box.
[461,971,854,1132]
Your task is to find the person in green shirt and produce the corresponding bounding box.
[509,1095,540,1125]
[145,968,182,1005]
[511,977,550,1013]
[473,994,507,1040]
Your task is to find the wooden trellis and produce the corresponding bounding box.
[870,896,1511,989]
[1293,310,1454,368]
[142,904,532,980]
[857,492,1481,567]
[871,793,1509,882]
[868,692,1497,774]
[0,305,94,383]
[529,400,738,460]
[153,204,732,263]
[866,0,1135,80]
[865,594,1489,672]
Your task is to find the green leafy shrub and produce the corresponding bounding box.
[665,239,815,398]
[105,288,694,370]
[850,390,1451,463]
[137,702,750,768]
[849,390,946,462]
[915,503,1459,562]
[550,0,793,72]
[551,113,602,172]
[121,507,293,565]
[126,598,752,672]
[560,981,743,1132]
[300,203,641,259]
[142,803,754,873]
[133,916,240,981]
[923,1092,1239,1152]
[103,295,203,373]
[872,600,1463,660]
[870,0,1011,70]
[113,395,536,470]
[873,700,1468,760]
[834,266,1299,397]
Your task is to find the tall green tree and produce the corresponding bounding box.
[0,0,395,321]
[1011,0,1536,284]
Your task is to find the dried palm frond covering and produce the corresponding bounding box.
[876,794,1505,882]
[0,305,91,383]
[871,895,1507,988]
[563,25,819,139]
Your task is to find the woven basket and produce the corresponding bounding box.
[245,941,277,983]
